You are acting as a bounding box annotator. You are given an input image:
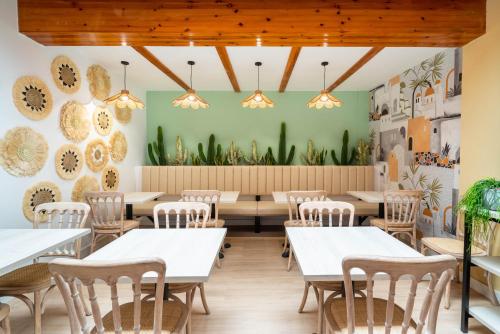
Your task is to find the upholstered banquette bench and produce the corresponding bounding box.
[133,166,378,230]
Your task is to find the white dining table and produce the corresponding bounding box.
[218,191,240,204]
[347,190,385,217]
[0,228,90,276]
[124,191,165,219]
[286,226,423,333]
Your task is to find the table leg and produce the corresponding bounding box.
[461,212,472,333]
[163,283,170,301]
[255,195,261,233]
[126,203,133,220]
[378,202,384,218]
[317,288,325,334]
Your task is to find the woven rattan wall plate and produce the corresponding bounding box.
[0,127,48,177]
[55,143,83,180]
[93,105,113,136]
[51,55,81,94]
[109,131,127,162]
[60,101,90,142]
[85,138,109,172]
[23,181,61,222]
[72,175,99,202]
[115,105,132,124]
[87,64,111,101]
[12,76,53,120]
[101,165,120,191]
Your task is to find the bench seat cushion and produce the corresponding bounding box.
[257,201,288,216]
[219,201,257,216]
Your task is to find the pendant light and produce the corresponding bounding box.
[172,60,209,109]
[241,62,274,109]
[104,61,144,109]
[307,61,342,109]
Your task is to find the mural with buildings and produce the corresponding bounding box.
[369,48,462,237]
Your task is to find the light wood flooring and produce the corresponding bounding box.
[8,237,494,333]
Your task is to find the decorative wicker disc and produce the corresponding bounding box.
[55,143,83,180]
[109,131,127,162]
[87,64,111,101]
[72,175,99,202]
[85,138,109,172]
[93,105,113,136]
[51,55,81,94]
[23,181,61,222]
[102,165,120,191]
[114,105,132,124]
[60,101,90,142]
[0,127,48,177]
[12,76,53,120]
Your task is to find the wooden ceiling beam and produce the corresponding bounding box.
[17,0,486,47]
[215,46,240,92]
[132,46,190,91]
[279,47,301,92]
[327,47,384,92]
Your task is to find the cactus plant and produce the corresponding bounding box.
[214,144,227,165]
[356,138,370,165]
[277,122,295,165]
[331,129,356,165]
[190,153,201,166]
[198,134,216,165]
[301,139,327,166]
[263,148,277,165]
[226,141,243,165]
[147,126,168,166]
[244,140,264,165]
[170,136,189,165]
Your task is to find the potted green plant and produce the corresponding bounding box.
[457,178,500,243]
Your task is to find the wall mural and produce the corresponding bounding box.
[369,48,462,238]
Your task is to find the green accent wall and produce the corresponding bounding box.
[146,91,369,165]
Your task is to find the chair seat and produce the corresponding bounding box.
[0,302,10,320]
[94,220,140,231]
[312,281,367,292]
[370,218,414,230]
[0,263,51,291]
[142,282,197,295]
[421,237,485,258]
[187,219,225,228]
[284,220,321,227]
[98,300,188,334]
[324,296,417,333]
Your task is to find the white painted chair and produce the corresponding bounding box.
[49,257,188,334]
[181,190,224,228]
[324,255,456,334]
[0,202,91,334]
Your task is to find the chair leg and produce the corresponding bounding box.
[282,234,288,253]
[2,315,11,334]
[411,230,417,250]
[198,284,210,315]
[287,247,293,271]
[216,254,221,269]
[77,283,92,316]
[90,231,97,253]
[41,285,56,314]
[298,282,310,313]
[444,280,451,309]
[34,290,42,334]
[487,271,500,306]
[317,288,325,334]
[421,245,427,255]
[186,289,192,334]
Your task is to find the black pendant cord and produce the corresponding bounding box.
[190,64,193,90]
[123,64,127,90]
[323,65,326,90]
[257,65,260,91]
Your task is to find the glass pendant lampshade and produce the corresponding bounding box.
[104,61,144,109]
[241,62,274,109]
[172,61,209,110]
[307,61,342,109]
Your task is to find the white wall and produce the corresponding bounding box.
[0,0,147,228]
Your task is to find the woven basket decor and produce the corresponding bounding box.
[87,64,111,101]
[85,138,109,172]
[114,105,132,124]
[55,143,83,180]
[109,131,127,162]
[23,181,61,222]
[0,127,48,177]
[51,55,81,94]
[72,175,99,202]
[60,100,90,142]
[12,76,53,120]
[102,165,120,191]
[93,105,113,136]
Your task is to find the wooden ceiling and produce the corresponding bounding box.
[18,0,485,47]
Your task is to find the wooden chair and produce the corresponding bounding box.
[421,214,499,309]
[85,192,139,252]
[48,257,188,334]
[0,202,90,334]
[0,303,11,334]
[147,202,212,334]
[283,190,327,257]
[181,190,224,228]
[324,254,456,334]
[370,190,422,250]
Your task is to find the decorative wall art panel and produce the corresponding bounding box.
[87,64,111,101]
[93,105,113,136]
[85,138,109,172]
[12,76,53,120]
[102,165,119,191]
[109,131,127,162]
[72,175,99,202]
[60,100,90,142]
[23,181,61,222]
[55,143,83,180]
[51,55,81,94]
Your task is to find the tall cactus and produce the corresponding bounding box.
[264,147,277,165]
[147,126,167,166]
[226,141,243,165]
[331,129,356,165]
[301,139,328,166]
[277,122,295,165]
[214,144,227,165]
[245,140,264,165]
[170,136,188,165]
[198,134,216,165]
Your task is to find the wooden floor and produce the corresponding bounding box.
[8,237,494,333]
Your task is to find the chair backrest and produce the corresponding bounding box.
[34,202,91,259]
[153,202,210,229]
[383,190,422,225]
[342,255,456,334]
[299,201,355,227]
[85,192,124,230]
[286,190,327,221]
[180,190,221,221]
[49,257,166,334]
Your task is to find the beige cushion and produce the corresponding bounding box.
[370,218,414,229]
[219,201,257,216]
[187,219,225,228]
[257,201,288,216]
[0,263,51,291]
[0,302,9,322]
[284,219,321,227]
[132,201,167,216]
[324,297,417,333]
[421,237,485,258]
